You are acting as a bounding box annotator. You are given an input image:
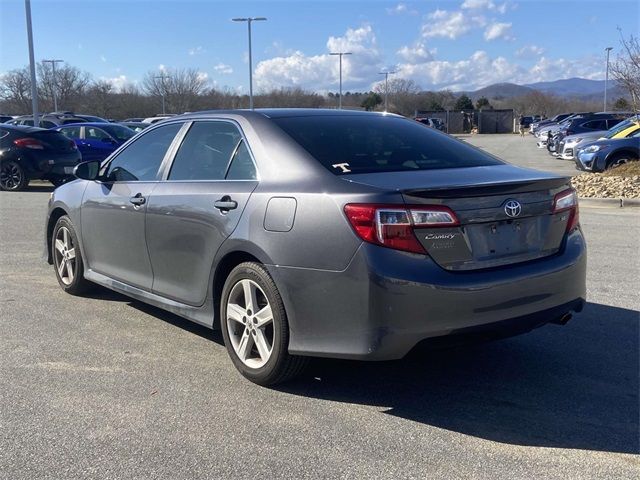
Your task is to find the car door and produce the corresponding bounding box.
[80,122,184,290]
[145,120,259,306]
[58,125,83,155]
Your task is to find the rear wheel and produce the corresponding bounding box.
[52,216,92,295]
[0,161,28,191]
[220,262,307,386]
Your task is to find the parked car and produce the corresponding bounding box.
[415,117,446,131]
[55,123,136,162]
[0,124,81,190]
[0,114,14,123]
[530,113,574,134]
[6,113,89,128]
[557,116,640,160]
[575,130,640,172]
[122,117,145,122]
[118,121,149,133]
[45,109,586,385]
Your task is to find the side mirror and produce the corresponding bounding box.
[74,160,101,181]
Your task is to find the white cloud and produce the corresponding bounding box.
[515,45,545,58]
[386,3,417,15]
[394,50,603,91]
[100,55,107,63]
[421,9,488,39]
[188,46,205,56]
[158,64,167,72]
[255,25,382,91]
[462,0,510,13]
[196,72,209,82]
[397,42,437,63]
[484,22,513,41]
[213,63,233,75]
[101,75,131,93]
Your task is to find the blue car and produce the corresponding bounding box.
[55,123,135,162]
[575,130,640,172]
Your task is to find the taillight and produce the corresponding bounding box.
[13,138,44,150]
[344,204,459,254]
[553,188,579,232]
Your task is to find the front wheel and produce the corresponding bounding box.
[52,216,92,295]
[606,153,635,170]
[220,262,308,386]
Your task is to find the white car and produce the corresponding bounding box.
[557,131,607,160]
[142,114,177,124]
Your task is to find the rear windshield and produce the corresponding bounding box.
[101,124,136,141]
[272,115,503,175]
[31,130,75,149]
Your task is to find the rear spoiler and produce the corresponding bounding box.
[403,177,571,199]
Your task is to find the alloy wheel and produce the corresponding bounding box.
[0,163,23,190]
[226,279,274,369]
[54,226,76,286]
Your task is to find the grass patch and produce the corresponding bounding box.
[601,161,640,177]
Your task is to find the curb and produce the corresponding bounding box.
[578,197,640,208]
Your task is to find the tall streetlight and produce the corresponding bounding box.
[42,59,63,111]
[329,52,352,109]
[24,0,39,126]
[378,70,396,112]
[154,72,171,114]
[232,17,267,110]
[604,47,613,112]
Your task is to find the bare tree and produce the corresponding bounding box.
[142,68,209,113]
[610,31,640,111]
[37,62,91,112]
[0,67,32,113]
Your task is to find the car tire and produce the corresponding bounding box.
[0,160,29,191]
[220,262,308,386]
[52,215,92,295]
[606,153,635,170]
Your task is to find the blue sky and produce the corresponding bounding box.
[1,0,637,92]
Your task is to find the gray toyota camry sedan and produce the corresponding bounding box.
[45,109,586,385]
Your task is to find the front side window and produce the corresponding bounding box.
[272,115,503,175]
[85,127,109,140]
[103,123,182,182]
[168,121,242,181]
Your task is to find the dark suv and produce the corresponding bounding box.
[6,113,90,128]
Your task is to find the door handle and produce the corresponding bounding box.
[129,193,146,206]
[214,196,237,212]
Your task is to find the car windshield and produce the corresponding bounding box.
[605,119,638,138]
[272,115,503,175]
[101,125,136,141]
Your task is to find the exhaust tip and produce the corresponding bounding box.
[551,313,573,325]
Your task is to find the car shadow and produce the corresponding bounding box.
[25,183,55,193]
[86,293,639,454]
[277,302,639,455]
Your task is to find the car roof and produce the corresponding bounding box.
[176,108,400,122]
[57,122,119,128]
[0,123,47,133]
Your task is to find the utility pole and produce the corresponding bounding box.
[42,59,63,111]
[604,47,613,112]
[329,52,352,109]
[154,72,171,114]
[378,70,396,112]
[232,17,267,109]
[24,0,39,126]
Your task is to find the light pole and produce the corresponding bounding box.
[24,0,39,126]
[43,59,63,111]
[154,72,171,114]
[604,47,613,112]
[330,52,352,109]
[378,70,396,112]
[232,17,267,110]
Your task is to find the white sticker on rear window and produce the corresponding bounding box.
[332,163,351,173]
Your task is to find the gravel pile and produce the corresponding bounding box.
[571,173,640,198]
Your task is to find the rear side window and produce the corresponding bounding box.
[272,115,503,175]
[226,140,257,180]
[85,127,108,140]
[168,121,242,181]
[60,126,81,139]
[103,123,182,182]
[583,120,607,130]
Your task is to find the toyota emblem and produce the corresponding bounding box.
[504,200,522,218]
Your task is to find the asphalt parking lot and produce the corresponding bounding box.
[1,135,638,479]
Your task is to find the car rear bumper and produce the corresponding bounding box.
[271,228,587,360]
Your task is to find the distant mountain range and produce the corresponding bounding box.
[463,77,627,102]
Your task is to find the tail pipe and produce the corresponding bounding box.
[551,312,573,325]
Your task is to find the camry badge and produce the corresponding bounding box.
[504,200,522,218]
